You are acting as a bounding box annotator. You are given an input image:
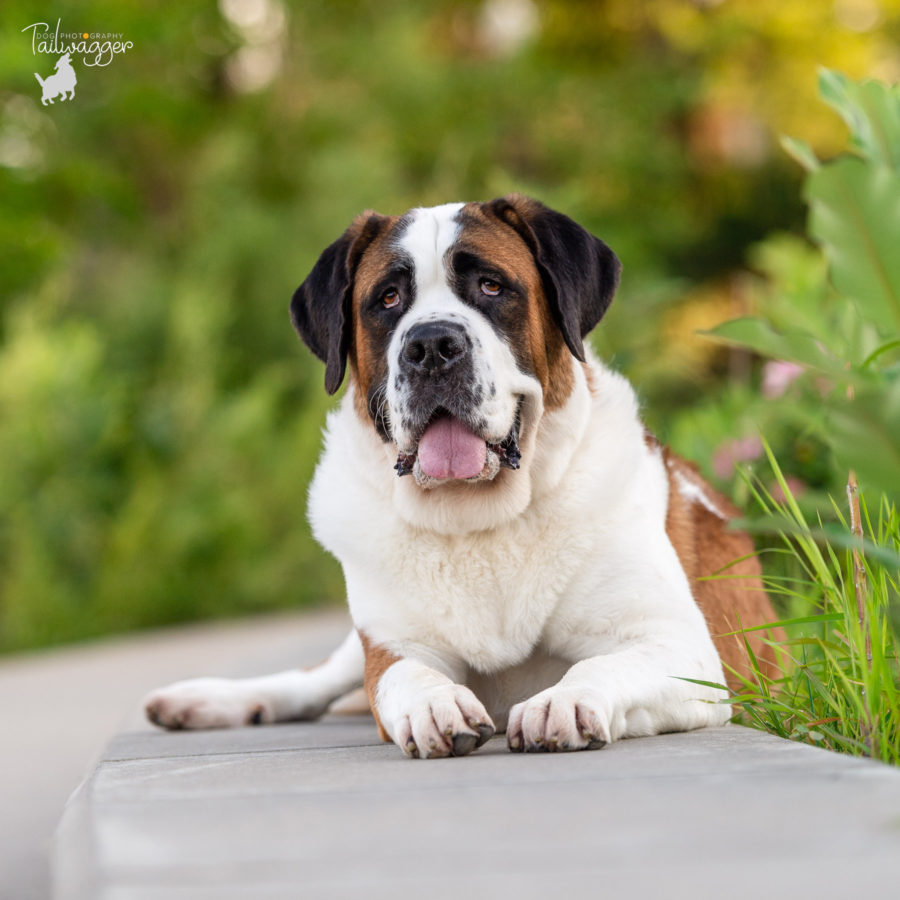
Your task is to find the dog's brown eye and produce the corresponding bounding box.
[382,288,400,309]
[480,278,502,297]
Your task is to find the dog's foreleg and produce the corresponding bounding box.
[505,636,731,753]
[360,633,495,758]
[504,529,734,752]
[144,629,364,730]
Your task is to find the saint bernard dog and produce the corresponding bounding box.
[144,195,780,757]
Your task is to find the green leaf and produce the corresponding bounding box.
[828,402,900,500]
[735,515,900,570]
[805,158,900,333]
[861,338,900,369]
[818,69,855,125]
[818,68,900,169]
[780,135,820,172]
[702,317,841,373]
[746,234,831,338]
[714,613,845,637]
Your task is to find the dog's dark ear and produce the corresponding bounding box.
[290,213,388,394]
[484,194,621,361]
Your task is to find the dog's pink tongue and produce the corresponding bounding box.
[417,416,487,480]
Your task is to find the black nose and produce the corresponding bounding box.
[402,321,469,375]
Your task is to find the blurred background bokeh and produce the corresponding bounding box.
[1,0,898,652]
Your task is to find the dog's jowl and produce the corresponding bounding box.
[145,195,780,757]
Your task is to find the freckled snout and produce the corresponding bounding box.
[401,320,470,377]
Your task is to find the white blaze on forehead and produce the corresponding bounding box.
[397,203,465,291]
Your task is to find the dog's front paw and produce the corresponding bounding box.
[380,675,495,759]
[397,684,495,759]
[144,678,272,730]
[507,685,613,753]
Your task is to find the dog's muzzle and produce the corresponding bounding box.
[400,320,471,379]
[391,318,522,487]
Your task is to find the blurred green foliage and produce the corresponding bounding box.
[710,70,900,501]
[1,1,898,651]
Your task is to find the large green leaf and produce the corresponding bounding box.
[827,378,900,496]
[745,234,833,339]
[703,317,842,373]
[805,157,900,334]
[818,69,900,169]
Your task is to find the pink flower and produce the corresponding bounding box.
[768,476,807,504]
[713,436,764,479]
[762,360,804,399]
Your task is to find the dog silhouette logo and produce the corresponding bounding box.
[34,52,76,105]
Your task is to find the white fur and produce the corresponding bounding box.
[145,204,731,754]
[674,469,726,519]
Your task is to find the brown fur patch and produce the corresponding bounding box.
[643,428,660,451]
[662,450,784,691]
[459,204,575,409]
[345,214,404,428]
[358,630,401,743]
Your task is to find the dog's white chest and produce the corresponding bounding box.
[376,516,578,670]
[312,452,629,673]
[308,360,676,674]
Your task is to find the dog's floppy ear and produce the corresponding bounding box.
[484,194,621,361]
[290,212,388,394]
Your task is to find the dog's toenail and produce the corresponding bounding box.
[451,732,478,756]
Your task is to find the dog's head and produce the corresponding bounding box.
[292,195,620,524]
[56,52,72,70]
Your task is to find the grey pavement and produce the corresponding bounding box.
[52,632,900,898]
[1,608,351,900]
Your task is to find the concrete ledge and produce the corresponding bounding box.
[55,716,900,899]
